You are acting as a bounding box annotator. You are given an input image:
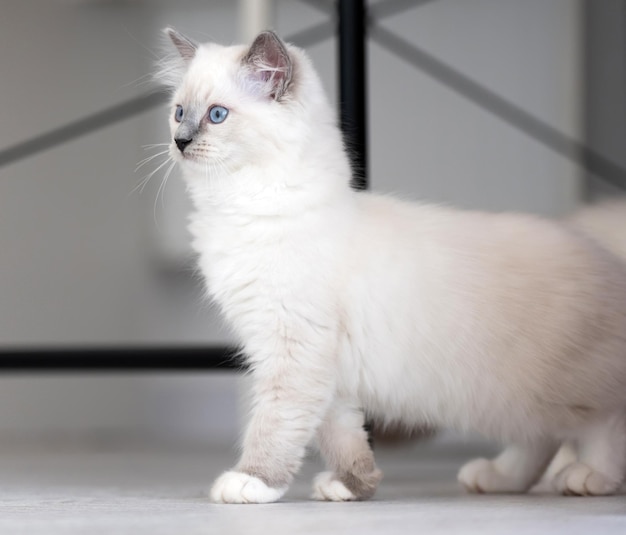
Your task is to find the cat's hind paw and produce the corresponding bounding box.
[312,471,357,501]
[553,462,621,496]
[210,471,287,504]
[458,458,529,494]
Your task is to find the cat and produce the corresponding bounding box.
[159,28,626,503]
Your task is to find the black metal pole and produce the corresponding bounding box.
[338,2,373,446]
[0,346,241,371]
[338,0,368,190]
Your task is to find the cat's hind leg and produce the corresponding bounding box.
[312,401,382,501]
[553,411,626,496]
[532,441,577,492]
[458,440,558,494]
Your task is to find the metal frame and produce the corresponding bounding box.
[339,0,368,190]
[1,0,624,370]
[2,1,625,189]
[0,346,237,371]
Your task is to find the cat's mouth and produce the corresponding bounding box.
[176,150,202,164]
[176,151,210,172]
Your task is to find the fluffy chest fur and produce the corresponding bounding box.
[188,195,354,367]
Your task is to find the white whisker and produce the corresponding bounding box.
[153,160,177,227]
[131,156,173,195]
[142,143,170,149]
[161,160,177,207]
[135,149,170,171]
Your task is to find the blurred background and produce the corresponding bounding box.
[0,0,624,448]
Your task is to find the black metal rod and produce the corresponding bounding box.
[0,346,242,372]
[338,0,368,190]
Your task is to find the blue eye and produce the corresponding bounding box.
[208,105,229,124]
[174,105,184,122]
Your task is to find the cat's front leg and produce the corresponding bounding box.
[210,352,336,504]
[312,401,382,501]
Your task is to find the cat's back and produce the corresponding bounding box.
[350,193,626,351]
[353,193,626,329]
[345,194,626,433]
[352,192,626,286]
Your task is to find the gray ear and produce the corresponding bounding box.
[164,27,197,61]
[243,31,293,100]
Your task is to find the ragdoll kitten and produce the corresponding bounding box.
[160,28,626,503]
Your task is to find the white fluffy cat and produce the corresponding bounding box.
[160,29,626,503]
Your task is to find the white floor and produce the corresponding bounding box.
[1,437,625,535]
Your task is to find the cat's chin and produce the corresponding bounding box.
[176,154,207,172]
[178,158,229,184]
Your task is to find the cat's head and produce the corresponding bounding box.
[159,29,328,179]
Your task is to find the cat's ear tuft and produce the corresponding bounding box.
[242,31,293,101]
[164,27,197,62]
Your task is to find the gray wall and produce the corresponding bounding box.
[585,0,626,198]
[0,0,585,443]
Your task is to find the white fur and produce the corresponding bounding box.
[311,472,357,501]
[210,471,287,504]
[160,31,626,503]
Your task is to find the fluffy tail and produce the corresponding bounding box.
[568,199,626,261]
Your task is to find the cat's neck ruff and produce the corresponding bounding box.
[183,149,355,222]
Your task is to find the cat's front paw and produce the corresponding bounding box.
[458,458,529,494]
[553,462,621,496]
[311,471,357,501]
[210,471,287,504]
